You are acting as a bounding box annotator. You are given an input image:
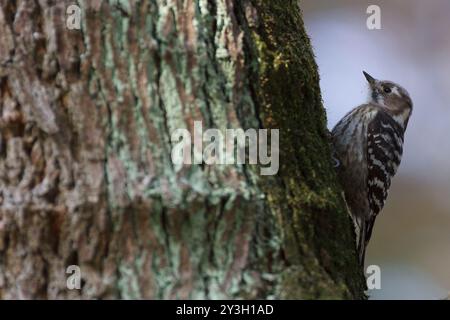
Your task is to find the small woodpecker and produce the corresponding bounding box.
[332,71,413,266]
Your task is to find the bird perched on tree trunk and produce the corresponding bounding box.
[332,71,413,266]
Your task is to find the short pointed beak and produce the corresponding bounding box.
[363,71,376,85]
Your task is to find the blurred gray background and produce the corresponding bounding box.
[302,0,450,299]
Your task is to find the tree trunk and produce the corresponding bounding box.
[0,0,366,299]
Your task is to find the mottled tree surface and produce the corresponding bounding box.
[0,0,365,299]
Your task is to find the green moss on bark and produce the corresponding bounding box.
[236,0,367,299]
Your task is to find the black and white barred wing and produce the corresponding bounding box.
[366,110,404,234]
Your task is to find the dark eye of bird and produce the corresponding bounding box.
[383,87,391,93]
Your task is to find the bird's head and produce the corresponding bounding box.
[363,71,413,113]
[363,71,413,128]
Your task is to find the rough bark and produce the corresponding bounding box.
[0,0,366,299]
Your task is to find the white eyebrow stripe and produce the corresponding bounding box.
[391,86,401,97]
